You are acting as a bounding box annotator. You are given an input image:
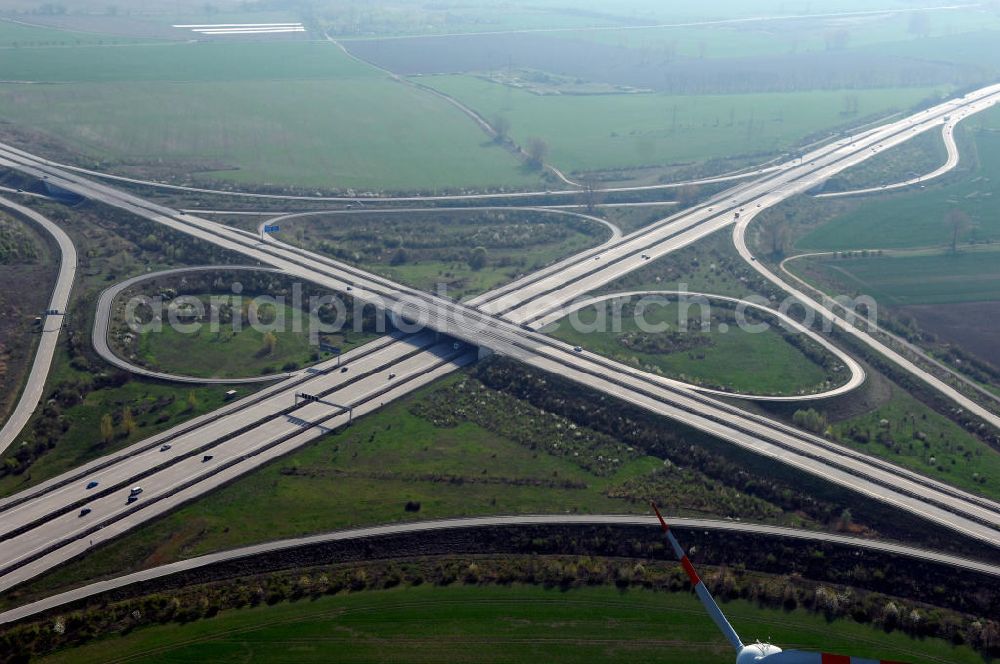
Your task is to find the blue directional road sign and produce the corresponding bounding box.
[263,225,280,233]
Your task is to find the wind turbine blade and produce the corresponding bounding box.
[651,502,743,652]
[760,651,909,664]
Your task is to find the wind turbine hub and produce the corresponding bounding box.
[736,642,783,663]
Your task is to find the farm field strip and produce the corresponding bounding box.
[24,585,991,664]
[418,78,943,175]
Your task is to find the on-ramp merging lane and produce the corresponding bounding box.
[0,196,76,456]
[815,119,962,199]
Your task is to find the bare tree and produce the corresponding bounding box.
[525,137,549,170]
[261,331,278,356]
[492,114,511,143]
[121,407,136,436]
[945,209,972,252]
[762,220,790,258]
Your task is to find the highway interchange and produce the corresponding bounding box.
[1,83,1000,607]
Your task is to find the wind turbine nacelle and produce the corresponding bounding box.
[737,643,782,663]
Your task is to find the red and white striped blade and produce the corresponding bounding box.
[760,650,909,664]
[651,503,744,652]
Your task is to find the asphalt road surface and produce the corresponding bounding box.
[0,333,475,591]
[0,196,76,456]
[2,513,996,626]
[815,120,961,198]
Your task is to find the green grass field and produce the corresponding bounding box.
[0,40,538,192]
[0,39,371,83]
[123,296,374,379]
[796,109,1000,252]
[549,298,842,396]
[35,585,983,664]
[326,0,1000,43]
[795,248,1000,306]
[421,77,940,174]
[0,18,157,47]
